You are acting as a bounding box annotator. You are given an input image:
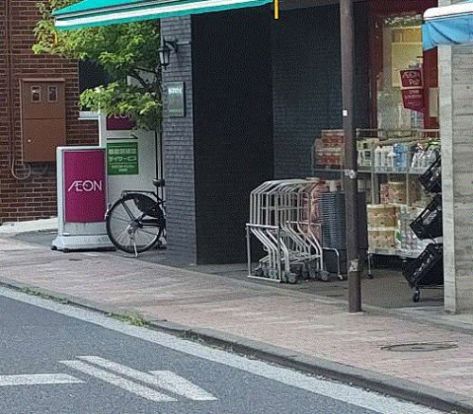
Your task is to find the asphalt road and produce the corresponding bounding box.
[0,288,445,414]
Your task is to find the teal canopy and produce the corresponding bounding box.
[54,0,272,30]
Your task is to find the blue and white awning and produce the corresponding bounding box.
[423,1,473,50]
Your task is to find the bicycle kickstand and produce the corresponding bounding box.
[130,234,138,258]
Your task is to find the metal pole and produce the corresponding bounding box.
[340,0,362,312]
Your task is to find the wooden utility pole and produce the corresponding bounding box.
[340,0,362,312]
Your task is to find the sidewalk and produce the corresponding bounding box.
[1,234,473,413]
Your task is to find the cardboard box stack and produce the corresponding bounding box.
[315,130,344,168]
[367,204,400,250]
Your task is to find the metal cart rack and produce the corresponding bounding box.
[246,179,326,283]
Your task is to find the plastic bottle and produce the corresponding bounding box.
[387,146,395,171]
[375,146,382,170]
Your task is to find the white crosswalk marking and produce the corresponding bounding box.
[149,370,217,401]
[0,374,82,387]
[79,356,216,401]
[60,360,176,402]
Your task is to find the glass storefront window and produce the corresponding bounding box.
[375,14,424,130]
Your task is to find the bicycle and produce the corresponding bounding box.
[105,179,166,255]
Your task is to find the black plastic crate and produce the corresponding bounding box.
[402,243,443,289]
[319,192,368,250]
[419,155,442,194]
[410,195,442,240]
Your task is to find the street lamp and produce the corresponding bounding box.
[158,38,178,69]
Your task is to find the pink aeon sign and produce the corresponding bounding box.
[64,149,106,223]
[106,114,135,131]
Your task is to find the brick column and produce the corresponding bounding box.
[161,17,198,264]
[439,1,473,312]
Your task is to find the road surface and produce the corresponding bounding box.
[0,287,446,414]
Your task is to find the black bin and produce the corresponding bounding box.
[410,195,442,240]
[402,243,443,289]
[419,155,442,194]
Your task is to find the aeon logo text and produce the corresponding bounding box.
[67,180,103,193]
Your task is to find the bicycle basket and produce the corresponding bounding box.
[132,194,160,218]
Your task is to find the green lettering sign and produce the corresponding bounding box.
[107,142,139,175]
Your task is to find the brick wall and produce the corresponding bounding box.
[161,16,198,264]
[0,0,98,223]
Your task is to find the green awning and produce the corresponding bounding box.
[54,0,272,30]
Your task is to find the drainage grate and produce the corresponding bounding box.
[381,342,458,353]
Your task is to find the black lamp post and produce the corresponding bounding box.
[158,38,178,69]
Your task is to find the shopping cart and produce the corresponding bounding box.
[246,179,326,283]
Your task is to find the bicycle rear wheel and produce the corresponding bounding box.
[106,194,162,254]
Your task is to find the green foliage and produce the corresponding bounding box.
[33,0,162,130]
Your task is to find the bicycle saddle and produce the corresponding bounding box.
[153,179,165,187]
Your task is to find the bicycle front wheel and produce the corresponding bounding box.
[106,194,161,254]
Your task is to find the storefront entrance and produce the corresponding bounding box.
[159,0,443,308]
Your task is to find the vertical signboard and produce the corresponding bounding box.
[167,82,185,117]
[64,149,106,223]
[107,142,139,175]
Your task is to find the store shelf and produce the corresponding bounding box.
[399,249,424,259]
[369,248,422,259]
[313,128,440,262]
[373,168,427,175]
[341,166,429,175]
[368,248,399,256]
[358,167,372,174]
[313,168,343,173]
[313,167,371,174]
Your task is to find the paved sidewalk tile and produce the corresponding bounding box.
[1,235,473,404]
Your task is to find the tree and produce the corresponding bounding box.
[33,0,162,130]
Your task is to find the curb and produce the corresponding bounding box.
[0,279,472,414]
[151,321,473,414]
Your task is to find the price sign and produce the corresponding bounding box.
[402,88,424,112]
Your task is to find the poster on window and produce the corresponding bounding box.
[401,88,424,112]
[400,70,423,88]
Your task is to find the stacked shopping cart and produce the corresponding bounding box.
[403,153,443,302]
[246,179,326,283]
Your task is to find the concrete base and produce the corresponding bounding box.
[52,234,114,252]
